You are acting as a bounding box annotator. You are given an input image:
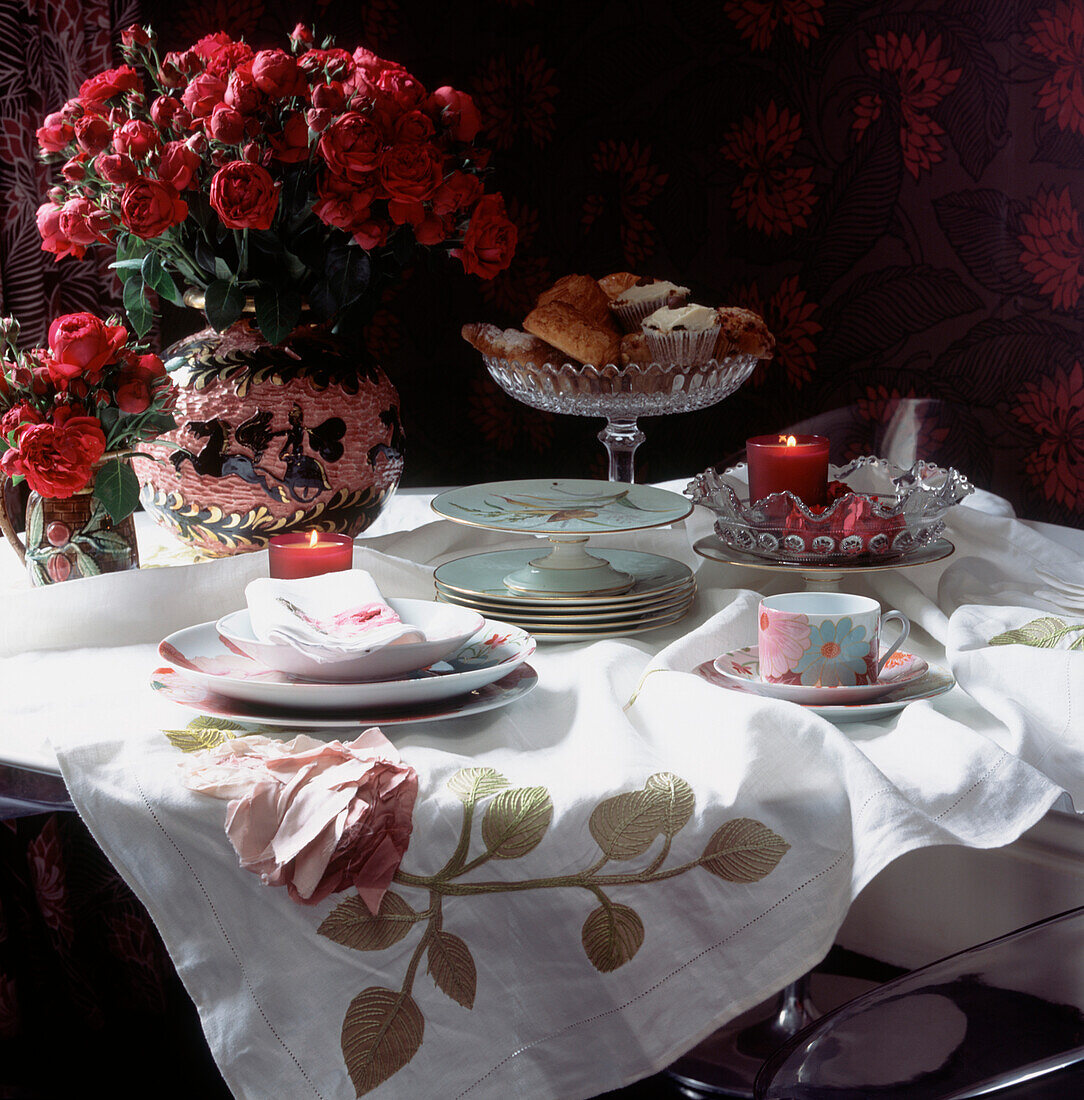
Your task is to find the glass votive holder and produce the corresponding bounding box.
[268,532,354,579]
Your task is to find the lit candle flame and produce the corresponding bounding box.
[779,434,798,447]
[308,530,319,548]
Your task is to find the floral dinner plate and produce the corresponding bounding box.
[157,618,534,711]
[712,645,929,705]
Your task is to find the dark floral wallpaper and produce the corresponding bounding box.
[3,0,1083,525]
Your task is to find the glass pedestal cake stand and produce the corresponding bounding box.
[483,353,759,483]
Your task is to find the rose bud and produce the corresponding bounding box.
[120,24,152,48]
[268,113,309,162]
[74,115,112,155]
[150,95,180,130]
[107,107,127,127]
[225,66,264,115]
[113,118,160,159]
[427,86,482,143]
[311,81,345,111]
[251,49,304,99]
[185,132,208,155]
[36,111,74,153]
[306,107,331,132]
[158,56,185,88]
[208,103,245,145]
[48,186,66,203]
[96,152,138,185]
[58,197,110,245]
[240,142,263,164]
[61,156,86,182]
[290,23,315,48]
[60,98,83,122]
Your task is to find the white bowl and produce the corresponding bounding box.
[216,598,485,682]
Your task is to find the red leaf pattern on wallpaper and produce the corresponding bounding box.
[1017,185,1084,312]
[1026,0,1084,136]
[724,0,825,51]
[1014,361,1084,509]
[473,45,558,151]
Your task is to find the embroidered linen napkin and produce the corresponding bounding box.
[245,569,424,662]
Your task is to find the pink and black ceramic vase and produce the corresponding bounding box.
[133,311,404,556]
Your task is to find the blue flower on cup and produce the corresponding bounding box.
[794,618,870,686]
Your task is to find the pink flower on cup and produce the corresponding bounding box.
[758,607,811,680]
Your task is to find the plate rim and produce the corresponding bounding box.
[692,534,955,574]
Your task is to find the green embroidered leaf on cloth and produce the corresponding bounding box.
[163,717,250,753]
[319,892,417,952]
[426,931,477,1009]
[989,617,1084,650]
[590,790,664,860]
[701,818,790,883]
[644,772,696,838]
[582,902,645,972]
[447,766,510,805]
[342,987,424,1097]
[480,786,553,859]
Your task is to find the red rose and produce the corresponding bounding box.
[379,142,443,224]
[36,203,85,261]
[352,218,389,250]
[432,170,483,215]
[394,110,436,144]
[78,66,142,110]
[114,370,151,413]
[251,49,305,98]
[290,24,315,48]
[48,312,128,382]
[225,65,264,115]
[208,103,245,144]
[0,402,44,441]
[306,108,332,133]
[374,66,426,111]
[150,95,182,130]
[1,415,106,498]
[209,161,279,230]
[62,156,87,182]
[299,47,354,81]
[121,24,152,48]
[269,113,310,162]
[156,141,201,192]
[113,118,159,160]
[414,213,452,245]
[313,181,372,232]
[96,153,138,185]
[317,112,386,182]
[181,72,227,119]
[58,197,111,246]
[453,193,517,279]
[37,111,74,153]
[427,86,482,142]
[74,115,112,155]
[311,82,346,111]
[120,177,188,239]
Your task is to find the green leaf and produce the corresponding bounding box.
[92,458,140,524]
[141,252,184,306]
[643,773,696,838]
[589,791,663,860]
[582,902,644,973]
[122,275,153,337]
[213,256,233,281]
[203,278,245,332]
[325,243,371,309]
[254,285,302,345]
[480,786,553,859]
[701,819,789,883]
[341,987,424,1096]
[26,494,43,549]
[318,892,417,951]
[447,767,510,806]
[989,617,1080,649]
[426,931,477,1009]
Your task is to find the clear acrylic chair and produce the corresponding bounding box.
[754,906,1084,1099]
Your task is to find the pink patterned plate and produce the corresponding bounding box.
[711,645,929,705]
[150,663,538,728]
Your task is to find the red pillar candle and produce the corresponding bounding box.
[746,434,830,505]
[268,531,354,579]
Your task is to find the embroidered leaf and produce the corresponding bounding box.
[447,767,510,806]
[341,986,423,1096]
[318,892,417,952]
[426,931,477,1009]
[989,617,1083,649]
[162,716,250,753]
[644,773,695,838]
[582,902,645,973]
[589,790,663,860]
[480,786,552,859]
[701,819,789,883]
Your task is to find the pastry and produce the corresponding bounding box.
[610,277,691,331]
[535,274,612,328]
[641,303,721,366]
[620,332,651,369]
[713,307,776,360]
[461,322,561,364]
[598,271,640,300]
[523,301,622,366]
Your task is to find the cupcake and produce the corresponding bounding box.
[609,277,690,331]
[641,304,721,366]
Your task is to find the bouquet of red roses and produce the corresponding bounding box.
[0,311,176,522]
[35,23,517,345]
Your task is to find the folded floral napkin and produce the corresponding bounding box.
[183,727,418,913]
[246,570,424,663]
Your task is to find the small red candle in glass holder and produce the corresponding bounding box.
[268,531,354,579]
[746,433,830,506]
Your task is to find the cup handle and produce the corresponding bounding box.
[877,610,910,674]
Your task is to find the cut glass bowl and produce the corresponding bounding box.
[687,455,974,563]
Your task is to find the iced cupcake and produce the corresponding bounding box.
[609,277,690,331]
[641,303,721,366]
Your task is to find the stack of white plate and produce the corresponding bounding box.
[434,548,696,641]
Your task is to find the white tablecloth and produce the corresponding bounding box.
[1,482,1082,1099]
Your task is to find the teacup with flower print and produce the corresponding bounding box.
[757,592,909,687]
